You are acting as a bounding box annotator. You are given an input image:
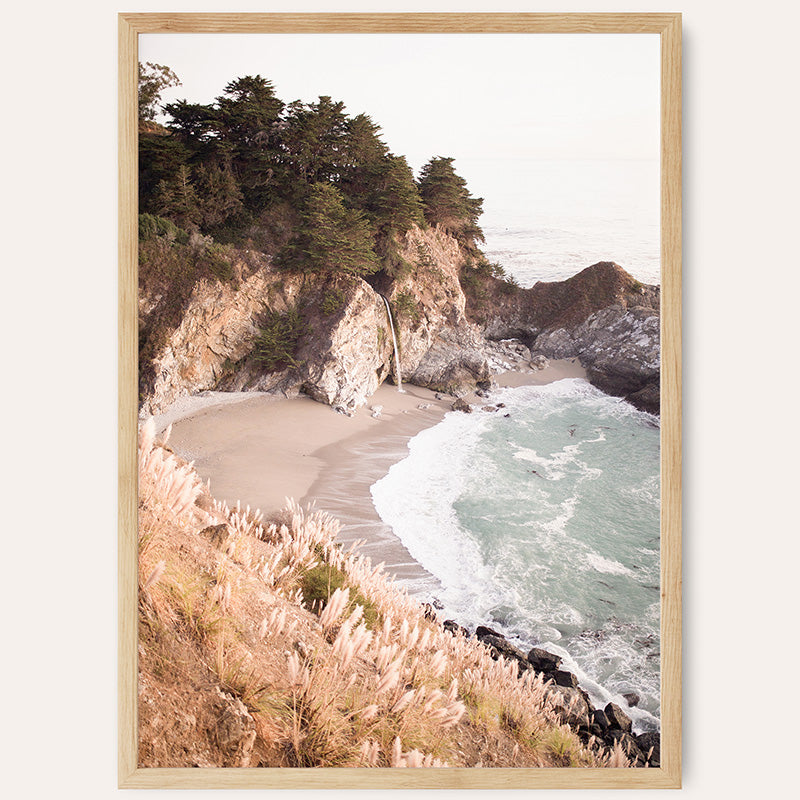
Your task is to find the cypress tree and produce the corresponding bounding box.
[417,156,484,247]
[276,183,379,278]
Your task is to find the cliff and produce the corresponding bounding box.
[138,229,660,417]
[463,261,661,414]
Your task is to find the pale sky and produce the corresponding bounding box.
[140,33,660,171]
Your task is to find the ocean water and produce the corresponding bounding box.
[459,158,661,287]
[371,380,661,732]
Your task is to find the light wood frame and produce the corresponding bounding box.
[119,12,681,789]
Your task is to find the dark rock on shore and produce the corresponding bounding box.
[553,670,580,688]
[604,702,633,733]
[476,629,531,675]
[622,691,641,708]
[443,619,469,637]
[545,685,591,730]
[451,397,472,413]
[591,708,610,733]
[464,261,661,414]
[527,647,562,673]
[450,619,658,767]
[635,731,661,766]
[606,730,647,765]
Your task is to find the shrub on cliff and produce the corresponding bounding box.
[252,307,307,372]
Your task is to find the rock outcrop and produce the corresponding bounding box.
[387,226,491,395]
[463,261,661,413]
[139,230,660,417]
[140,259,296,416]
[455,623,659,766]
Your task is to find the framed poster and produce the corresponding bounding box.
[120,12,681,789]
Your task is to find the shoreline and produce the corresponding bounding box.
[164,359,586,585]
[161,359,661,735]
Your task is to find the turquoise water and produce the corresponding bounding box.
[371,379,661,731]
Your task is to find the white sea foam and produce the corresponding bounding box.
[371,379,662,730]
[585,553,633,576]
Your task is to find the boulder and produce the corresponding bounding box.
[475,625,504,639]
[527,647,562,673]
[211,688,257,767]
[530,354,549,370]
[553,670,579,689]
[604,702,633,733]
[605,730,646,765]
[591,708,610,734]
[635,731,661,766]
[451,397,472,413]
[409,325,491,396]
[443,619,469,638]
[621,691,641,708]
[480,635,529,665]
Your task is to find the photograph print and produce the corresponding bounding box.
[129,17,678,783]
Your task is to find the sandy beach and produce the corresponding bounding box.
[164,359,586,585]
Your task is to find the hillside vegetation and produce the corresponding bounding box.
[138,421,632,768]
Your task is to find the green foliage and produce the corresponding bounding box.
[417,156,484,247]
[195,239,237,284]
[138,134,191,212]
[276,183,379,278]
[193,162,245,228]
[138,213,188,244]
[140,71,426,268]
[252,308,306,372]
[321,288,346,315]
[138,62,181,122]
[281,96,350,185]
[299,562,379,630]
[152,164,201,231]
[392,290,420,323]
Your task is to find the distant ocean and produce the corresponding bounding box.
[372,160,662,732]
[459,158,661,287]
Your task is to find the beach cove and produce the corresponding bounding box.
[157,358,586,585]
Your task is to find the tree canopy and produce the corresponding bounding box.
[138,66,485,280]
[138,62,181,122]
[276,183,379,278]
[417,156,484,247]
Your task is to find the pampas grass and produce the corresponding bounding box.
[137,418,626,769]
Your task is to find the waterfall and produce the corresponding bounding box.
[381,295,404,392]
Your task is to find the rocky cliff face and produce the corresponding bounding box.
[139,225,490,416]
[386,226,491,394]
[140,263,396,416]
[139,259,296,416]
[139,234,660,417]
[463,261,661,414]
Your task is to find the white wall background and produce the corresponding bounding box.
[2,1,797,797]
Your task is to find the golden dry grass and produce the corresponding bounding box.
[137,419,627,769]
